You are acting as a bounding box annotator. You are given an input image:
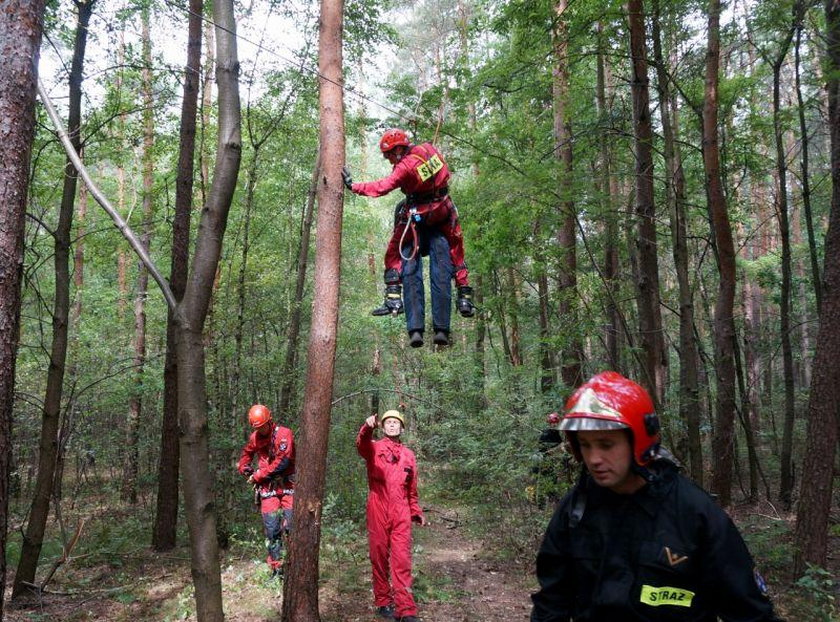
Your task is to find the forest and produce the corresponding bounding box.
[0,0,838,620]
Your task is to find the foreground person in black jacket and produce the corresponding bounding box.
[531,371,784,622]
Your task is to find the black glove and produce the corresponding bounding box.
[341,166,353,190]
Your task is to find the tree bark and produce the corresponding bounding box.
[281,0,344,619]
[767,16,797,509]
[553,0,582,389]
[651,0,702,481]
[704,0,739,507]
[793,0,840,577]
[153,0,202,552]
[175,0,241,616]
[0,0,47,614]
[13,0,92,597]
[627,0,667,405]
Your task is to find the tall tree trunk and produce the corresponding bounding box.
[793,0,840,577]
[627,0,667,405]
[596,22,620,371]
[13,0,92,597]
[768,21,797,509]
[704,0,739,507]
[279,152,320,417]
[553,0,582,389]
[0,1,47,614]
[153,0,201,552]
[281,0,344,618]
[536,224,554,393]
[123,5,155,505]
[652,0,702,481]
[175,0,241,616]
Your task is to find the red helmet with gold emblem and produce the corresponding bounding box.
[560,371,660,466]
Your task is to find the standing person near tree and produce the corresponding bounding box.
[356,410,426,622]
[342,128,476,325]
[237,404,295,578]
[531,371,784,622]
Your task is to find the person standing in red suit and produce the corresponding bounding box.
[343,129,476,327]
[356,410,426,622]
[237,404,295,578]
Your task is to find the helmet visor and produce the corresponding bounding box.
[559,416,628,432]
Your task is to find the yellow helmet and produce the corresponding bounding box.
[380,410,405,427]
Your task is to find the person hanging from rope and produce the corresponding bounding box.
[342,128,476,320]
[237,404,295,578]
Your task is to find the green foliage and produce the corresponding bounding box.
[790,565,837,622]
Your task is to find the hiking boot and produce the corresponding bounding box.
[409,331,424,348]
[372,284,404,316]
[376,604,396,620]
[457,286,476,318]
[270,566,283,580]
[433,330,449,346]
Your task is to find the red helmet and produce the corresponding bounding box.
[546,412,561,426]
[379,128,410,153]
[248,404,272,428]
[559,371,660,466]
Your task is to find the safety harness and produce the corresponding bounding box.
[398,144,449,261]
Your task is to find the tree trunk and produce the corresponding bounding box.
[627,0,667,405]
[793,0,840,577]
[553,0,582,389]
[153,0,201,552]
[13,0,92,597]
[175,0,241,616]
[596,22,621,371]
[281,0,344,619]
[769,23,797,509]
[704,0,739,507]
[279,152,321,417]
[123,4,155,505]
[0,1,47,614]
[652,0,702,481]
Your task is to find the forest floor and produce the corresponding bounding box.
[2,501,535,621]
[2,495,836,621]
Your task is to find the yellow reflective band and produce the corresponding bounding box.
[415,154,444,182]
[640,585,695,608]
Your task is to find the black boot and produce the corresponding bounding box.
[457,286,476,318]
[433,330,449,346]
[372,284,404,316]
[409,331,424,348]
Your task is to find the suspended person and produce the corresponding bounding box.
[531,371,785,622]
[342,128,476,322]
[237,404,295,578]
[356,410,426,622]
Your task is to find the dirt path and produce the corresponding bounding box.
[319,505,535,622]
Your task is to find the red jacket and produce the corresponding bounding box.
[351,143,450,200]
[356,424,423,522]
[238,424,295,494]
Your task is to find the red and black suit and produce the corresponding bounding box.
[238,424,295,572]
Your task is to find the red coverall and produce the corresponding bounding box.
[350,142,469,287]
[356,423,425,618]
[238,424,295,571]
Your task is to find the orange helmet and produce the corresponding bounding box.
[560,371,660,466]
[379,128,410,153]
[248,404,272,428]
